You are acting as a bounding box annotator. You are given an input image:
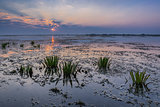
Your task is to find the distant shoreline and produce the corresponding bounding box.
[0,33,160,37]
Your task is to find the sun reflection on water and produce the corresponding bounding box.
[45,36,55,54]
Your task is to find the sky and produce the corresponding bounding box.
[0,0,160,34]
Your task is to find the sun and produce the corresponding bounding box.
[51,28,56,31]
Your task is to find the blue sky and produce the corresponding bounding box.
[0,0,160,34]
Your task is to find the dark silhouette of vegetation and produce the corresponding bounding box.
[19,65,33,78]
[20,44,24,47]
[1,42,9,49]
[30,41,35,46]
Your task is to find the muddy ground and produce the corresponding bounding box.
[0,35,160,107]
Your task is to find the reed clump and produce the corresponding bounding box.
[130,70,150,86]
[30,41,35,46]
[62,61,78,78]
[20,44,24,47]
[1,42,9,49]
[33,44,40,48]
[43,56,59,75]
[129,70,150,95]
[19,65,33,78]
[98,57,111,70]
[60,61,80,86]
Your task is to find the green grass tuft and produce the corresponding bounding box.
[19,65,33,78]
[43,56,59,69]
[62,61,78,78]
[37,44,40,48]
[1,42,9,49]
[43,56,59,76]
[19,65,25,77]
[33,44,40,48]
[129,70,150,95]
[30,41,35,46]
[61,61,80,87]
[26,66,33,78]
[98,57,111,70]
[20,44,24,48]
[130,70,150,86]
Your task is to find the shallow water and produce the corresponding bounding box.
[0,34,160,107]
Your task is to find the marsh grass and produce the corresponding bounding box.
[130,71,150,85]
[26,66,33,78]
[19,65,33,78]
[30,41,35,46]
[98,57,111,70]
[61,61,80,86]
[43,56,59,76]
[1,42,9,49]
[33,44,40,48]
[19,65,25,77]
[129,70,150,96]
[62,61,78,78]
[43,56,59,69]
[37,44,40,48]
[20,44,24,48]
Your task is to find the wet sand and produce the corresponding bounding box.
[0,35,160,107]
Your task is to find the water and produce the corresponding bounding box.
[0,34,160,45]
[0,34,160,107]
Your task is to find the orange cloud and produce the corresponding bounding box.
[0,11,60,30]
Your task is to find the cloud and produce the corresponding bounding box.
[5,0,159,27]
[0,0,160,34]
[0,11,61,30]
